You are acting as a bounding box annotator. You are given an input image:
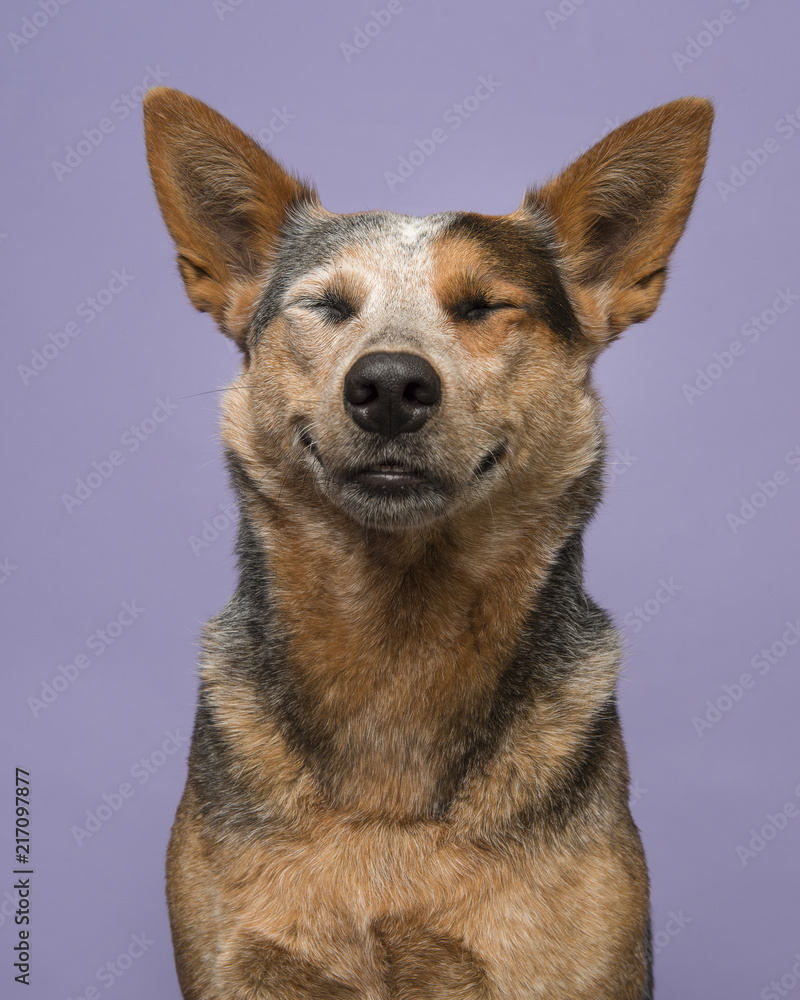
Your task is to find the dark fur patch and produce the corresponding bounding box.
[439,212,580,342]
[225,934,362,998]
[375,919,489,999]
[642,913,654,1000]
[429,470,616,820]
[250,210,400,348]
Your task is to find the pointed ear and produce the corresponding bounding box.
[522,97,713,344]
[143,87,317,343]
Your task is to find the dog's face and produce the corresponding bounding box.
[145,90,712,531]
[242,206,595,529]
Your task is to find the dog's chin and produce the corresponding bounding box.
[302,436,506,531]
[330,478,452,530]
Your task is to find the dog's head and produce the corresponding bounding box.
[144,89,711,532]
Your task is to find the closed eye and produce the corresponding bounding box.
[453,299,515,321]
[310,291,356,323]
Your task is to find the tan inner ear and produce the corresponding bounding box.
[523,97,713,341]
[144,86,317,342]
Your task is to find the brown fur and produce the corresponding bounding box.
[144,87,712,998]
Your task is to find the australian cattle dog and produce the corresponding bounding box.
[144,87,712,998]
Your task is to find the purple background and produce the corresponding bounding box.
[2,1,798,997]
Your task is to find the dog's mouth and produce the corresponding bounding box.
[296,427,507,528]
[349,464,429,489]
[300,431,505,495]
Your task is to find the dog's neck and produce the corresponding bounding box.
[206,447,606,819]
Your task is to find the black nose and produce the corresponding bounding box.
[343,352,441,438]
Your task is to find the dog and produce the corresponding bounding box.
[144,87,712,999]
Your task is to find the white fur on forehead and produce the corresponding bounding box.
[328,211,445,260]
[286,213,447,319]
[391,214,440,245]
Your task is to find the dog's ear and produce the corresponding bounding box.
[521,97,713,345]
[144,87,316,343]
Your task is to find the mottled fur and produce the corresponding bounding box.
[144,87,712,999]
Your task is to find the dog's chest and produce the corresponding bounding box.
[191,812,641,998]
